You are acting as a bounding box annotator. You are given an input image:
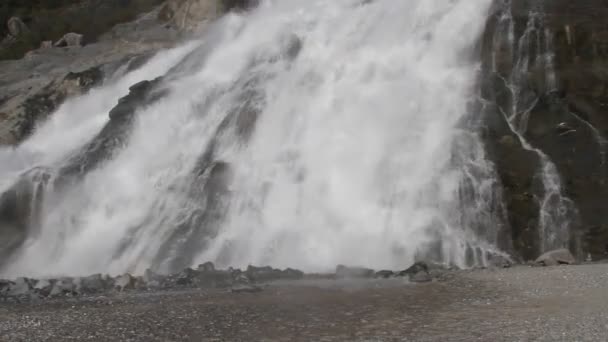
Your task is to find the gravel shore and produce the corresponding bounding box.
[1,264,608,341]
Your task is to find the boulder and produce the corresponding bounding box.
[8,277,32,296]
[0,280,11,296]
[487,254,513,268]
[114,274,136,291]
[75,274,108,294]
[535,249,576,266]
[246,265,277,282]
[281,268,304,280]
[197,261,215,272]
[54,32,84,47]
[50,278,77,297]
[7,17,28,37]
[398,262,429,276]
[33,279,53,297]
[175,267,198,285]
[374,270,395,279]
[335,265,375,278]
[398,262,434,283]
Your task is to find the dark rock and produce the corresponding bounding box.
[374,270,395,279]
[0,280,11,296]
[335,265,375,279]
[33,279,53,297]
[56,77,165,183]
[175,267,198,286]
[246,265,278,282]
[398,262,434,283]
[535,248,576,266]
[75,274,108,294]
[481,1,608,261]
[487,254,514,268]
[50,278,77,297]
[197,261,215,272]
[109,79,165,120]
[282,268,304,280]
[398,262,430,276]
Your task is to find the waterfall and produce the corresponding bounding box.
[490,1,578,253]
[0,0,503,278]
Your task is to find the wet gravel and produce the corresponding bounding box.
[1,264,608,341]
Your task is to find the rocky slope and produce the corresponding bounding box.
[0,0,255,145]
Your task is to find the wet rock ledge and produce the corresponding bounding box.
[0,261,446,302]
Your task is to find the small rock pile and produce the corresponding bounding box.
[0,261,454,302]
[0,263,304,302]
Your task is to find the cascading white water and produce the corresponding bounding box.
[491,3,577,252]
[0,0,504,278]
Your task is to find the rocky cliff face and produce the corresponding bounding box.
[0,0,254,145]
[482,0,608,261]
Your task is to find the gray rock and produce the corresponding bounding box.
[175,267,198,285]
[197,261,215,272]
[0,280,11,296]
[282,268,304,280]
[375,270,395,278]
[8,277,32,296]
[7,17,28,37]
[398,262,430,276]
[487,254,514,268]
[535,248,576,266]
[50,278,77,297]
[398,262,435,283]
[75,274,108,294]
[54,32,84,47]
[33,279,53,297]
[114,274,136,291]
[335,265,375,278]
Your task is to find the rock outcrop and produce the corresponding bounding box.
[481,0,608,261]
[6,17,28,38]
[535,248,576,266]
[54,32,83,47]
[0,4,181,145]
